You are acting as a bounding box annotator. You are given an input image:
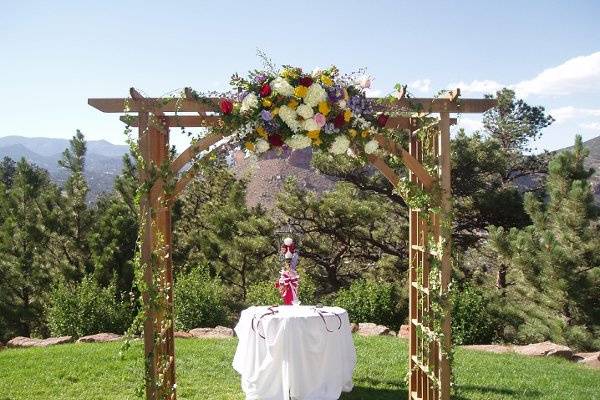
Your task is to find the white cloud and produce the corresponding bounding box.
[579,122,600,130]
[448,51,600,98]
[515,52,600,97]
[365,88,383,98]
[448,79,503,96]
[409,79,431,93]
[456,116,483,132]
[550,106,600,123]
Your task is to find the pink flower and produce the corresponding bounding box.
[359,76,372,89]
[314,113,326,128]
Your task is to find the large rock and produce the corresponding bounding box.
[189,326,234,339]
[575,352,600,369]
[77,333,122,343]
[7,336,41,348]
[174,331,193,339]
[357,323,391,336]
[397,324,410,339]
[462,344,513,354]
[514,341,573,359]
[35,336,73,347]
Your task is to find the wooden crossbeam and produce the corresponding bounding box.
[88,96,495,114]
[171,134,224,174]
[374,135,434,189]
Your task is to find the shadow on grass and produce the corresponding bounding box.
[340,385,407,400]
[455,384,542,398]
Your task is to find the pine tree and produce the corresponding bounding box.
[0,160,61,337]
[52,130,93,280]
[489,135,600,347]
[174,160,277,300]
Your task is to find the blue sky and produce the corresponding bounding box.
[2,0,599,152]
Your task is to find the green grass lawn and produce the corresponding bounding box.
[0,336,598,400]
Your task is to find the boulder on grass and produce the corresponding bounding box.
[77,333,122,343]
[35,336,73,347]
[575,352,600,369]
[397,324,410,339]
[189,326,234,339]
[462,344,513,354]
[514,341,573,359]
[174,331,193,339]
[7,337,42,348]
[357,323,391,336]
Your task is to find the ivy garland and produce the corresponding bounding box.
[117,65,457,398]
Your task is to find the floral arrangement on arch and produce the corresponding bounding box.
[216,66,390,156]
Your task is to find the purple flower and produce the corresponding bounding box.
[264,119,280,133]
[324,122,337,134]
[326,85,344,102]
[254,73,267,84]
[260,109,273,121]
[348,95,372,115]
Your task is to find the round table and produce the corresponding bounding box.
[233,305,356,400]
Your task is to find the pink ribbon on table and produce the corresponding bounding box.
[276,271,299,305]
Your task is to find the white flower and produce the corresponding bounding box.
[304,83,327,107]
[255,138,270,153]
[329,135,350,155]
[271,77,294,96]
[364,139,379,154]
[303,118,319,132]
[296,104,314,120]
[240,93,258,112]
[278,105,302,132]
[286,134,312,149]
[311,67,323,77]
[358,75,372,89]
[338,100,347,109]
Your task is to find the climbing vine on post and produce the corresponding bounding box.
[88,66,495,400]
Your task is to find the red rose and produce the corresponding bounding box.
[333,113,345,129]
[268,133,284,147]
[219,99,233,115]
[299,76,313,87]
[377,113,389,127]
[259,84,272,98]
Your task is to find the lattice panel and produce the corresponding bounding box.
[408,116,451,400]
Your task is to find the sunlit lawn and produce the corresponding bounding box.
[0,336,598,400]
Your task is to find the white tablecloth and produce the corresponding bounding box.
[233,305,356,400]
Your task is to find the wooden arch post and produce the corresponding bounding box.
[89,88,495,400]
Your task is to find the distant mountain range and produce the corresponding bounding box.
[1,134,599,205]
[0,136,129,201]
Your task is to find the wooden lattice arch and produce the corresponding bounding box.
[89,88,495,400]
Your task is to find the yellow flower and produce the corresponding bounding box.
[307,130,321,139]
[343,88,349,100]
[349,129,358,138]
[318,101,330,116]
[287,99,299,110]
[271,107,279,115]
[281,67,300,80]
[245,142,255,151]
[262,99,272,108]
[344,109,352,122]
[294,85,308,98]
[313,138,322,145]
[256,126,268,139]
[320,75,333,86]
[361,130,370,138]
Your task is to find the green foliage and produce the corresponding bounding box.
[489,135,600,350]
[246,280,282,306]
[47,276,133,337]
[174,268,229,330]
[333,279,404,328]
[452,285,497,345]
[0,160,61,338]
[277,179,408,293]
[174,159,277,301]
